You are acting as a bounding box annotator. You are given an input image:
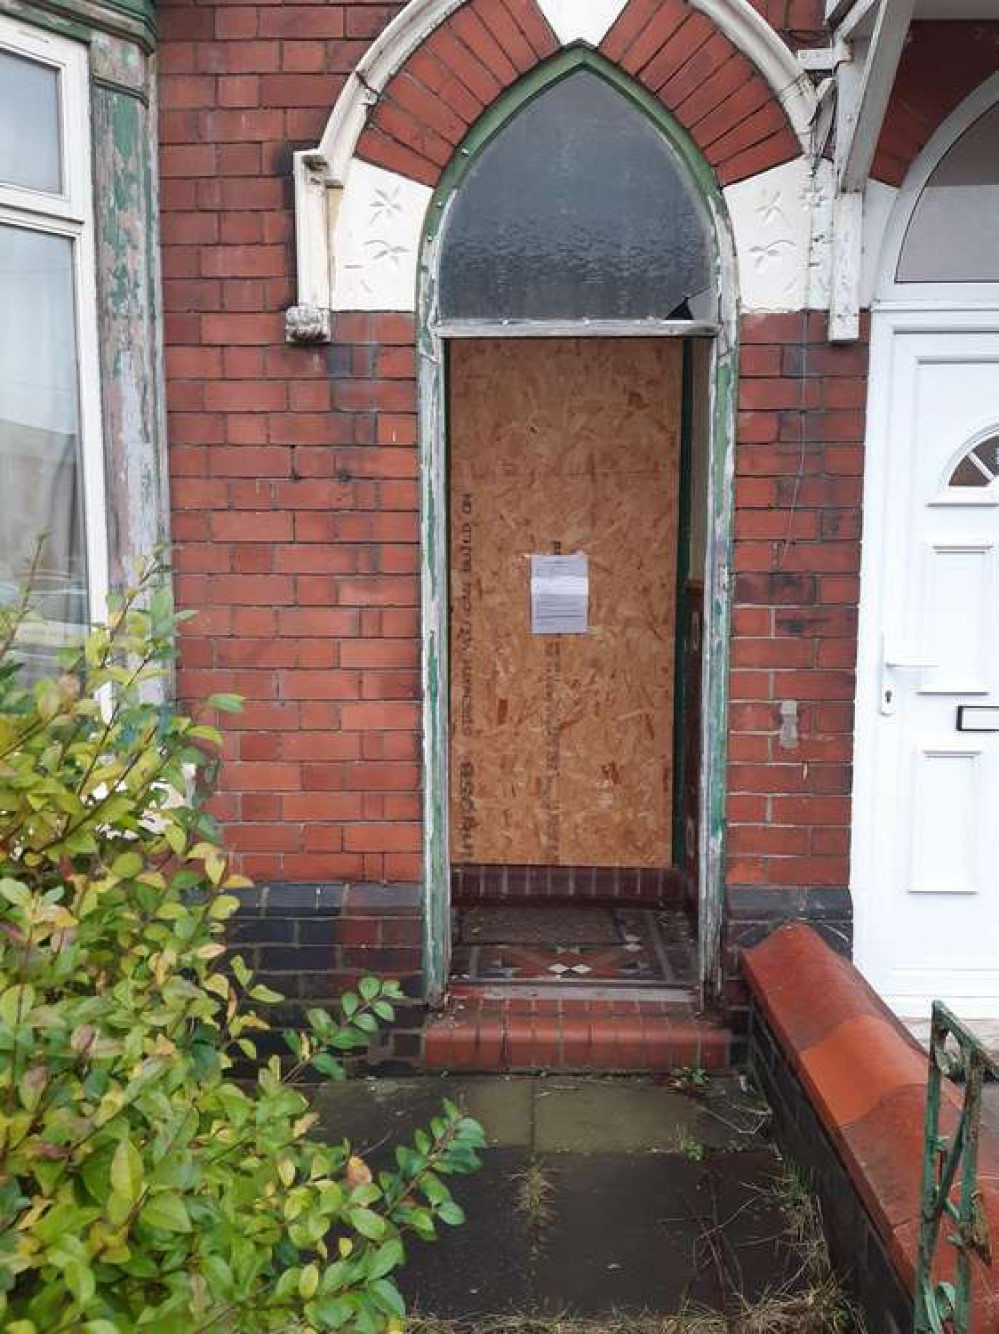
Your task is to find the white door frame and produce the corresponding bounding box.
[852,73,999,1010]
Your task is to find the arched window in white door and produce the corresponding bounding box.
[947,431,999,490]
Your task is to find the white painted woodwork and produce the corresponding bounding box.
[853,321,999,1017]
[0,14,108,629]
[828,188,863,340]
[724,156,833,312]
[536,0,627,45]
[292,152,333,313]
[828,0,914,342]
[838,0,914,193]
[860,178,897,306]
[826,0,855,22]
[836,0,880,42]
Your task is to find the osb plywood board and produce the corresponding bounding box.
[449,338,682,868]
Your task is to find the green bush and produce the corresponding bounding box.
[0,574,483,1333]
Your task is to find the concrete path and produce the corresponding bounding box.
[313,1074,806,1320]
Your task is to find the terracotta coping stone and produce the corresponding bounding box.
[743,922,999,1322]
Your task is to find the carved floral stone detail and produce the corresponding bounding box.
[285,304,332,345]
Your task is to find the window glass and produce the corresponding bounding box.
[948,435,999,488]
[898,103,999,284]
[0,48,62,194]
[438,70,713,321]
[0,224,87,659]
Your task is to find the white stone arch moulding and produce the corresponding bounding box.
[870,70,999,310]
[285,0,823,342]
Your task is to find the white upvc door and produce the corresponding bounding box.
[854,316,999,1018]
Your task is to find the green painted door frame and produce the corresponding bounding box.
[416,48,740,1006]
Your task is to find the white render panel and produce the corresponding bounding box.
[536,0,627,44]
[331,158,431,311]
[724,156,832,312]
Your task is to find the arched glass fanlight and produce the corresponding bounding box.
[437,69,715,322]
[898,103,999,284]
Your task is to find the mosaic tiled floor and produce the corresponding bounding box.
[450,904,696,988]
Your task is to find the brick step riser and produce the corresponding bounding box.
[426,1009,730,1073]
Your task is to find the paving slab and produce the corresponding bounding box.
[458,1076,535,1148]
[402,1147,534,1318]
[313,1072,804,1320]
[312,1075,533,1151]
[533,1078,701,1154]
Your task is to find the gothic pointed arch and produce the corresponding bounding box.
[286,0,818,338]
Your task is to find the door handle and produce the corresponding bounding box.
[884,656,938,670]
[880,649,939,716]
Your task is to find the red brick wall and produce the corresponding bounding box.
[359,0,801,189]
[158,0,852,901]
[167,308,423,884]
[728,313,869,898]
[873,21,999,186]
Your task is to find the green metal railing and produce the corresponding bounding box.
[914,1002,999,1333]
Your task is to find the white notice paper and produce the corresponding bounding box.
[531,554,589,635]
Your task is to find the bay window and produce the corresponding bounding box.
[0,15,106,667]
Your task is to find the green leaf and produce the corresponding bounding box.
[208,894,240,919]
[358,977,380,1002]
[111,1138,143,1204]
[0,878,30,906]
[164,823,186,856]
[349,1207,386,1241]
[111,850,143,879]
[0,983,34,1027]
[64,1257,96,1306]
[367,1238,404,1281]
[141,1192,191,1233]
[437,1201,465,1226]
[207,693,243,713]
[312,1053,343,1079]
[36,679,61,721]
[370,1278,406,1318]
[249,984,283,1004]
[311,1296,354,1328]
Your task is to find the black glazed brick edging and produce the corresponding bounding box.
[722,887,853,1043]
[726,886,853,956]
[228,881,427,1070]
[748,1007,912,1334]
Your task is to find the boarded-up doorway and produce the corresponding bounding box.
[448,338,689,881]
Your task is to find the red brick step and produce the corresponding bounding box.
[425,986,730,1073]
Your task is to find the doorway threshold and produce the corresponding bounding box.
[451,902,696,990]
